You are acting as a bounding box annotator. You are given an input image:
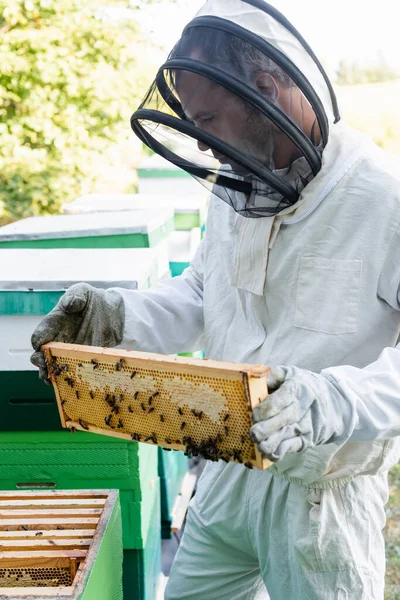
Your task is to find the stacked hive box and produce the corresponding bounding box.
[0,226,172,599]
[62,193,208,235]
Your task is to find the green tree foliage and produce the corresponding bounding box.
[0,0,150,219]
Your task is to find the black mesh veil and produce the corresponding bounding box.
[131,2,339,218]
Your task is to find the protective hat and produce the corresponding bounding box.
[130,0,340,217]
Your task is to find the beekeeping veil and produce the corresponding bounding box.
[130,0,340,218]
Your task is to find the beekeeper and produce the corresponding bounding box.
[31,0,400,598]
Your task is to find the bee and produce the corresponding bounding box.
[106,395,115,407]
[150,391,159,399]
[21,525,28,531]
[128,405,134,413]
[78,419,89,431]
[232,449,243,464]
[62,364,69,372]
[160,414,165,422]
[56,526,64,531]
[117,419,123,429]
[89,390,95,399]
[133,391,139,400]
[131,433,141,442]
[180,422,186,431]
[151,432,158,444]
[197,411,203,420]
[105,415,115,428]
[147,407,155,414]
[223,414,230,422]
[64,377,74,388]
[115,358,124,371]
[178,407,184,416]
[35,531,43,536]
[111,405,119,415]
[61,400,67,406]
[148,397,153,406]
[175,440,181,445]
[240,435,245,445]
[75,390,80,400]
[78,363,83,368]
[165,438,172,445]
[244,462,254,470]
[163,448,172,452]
[224,426,229,436]
[91,359,99,369]
[130,371,137,379]
[144,435,153,443]
[140,403,146,412]
[117,394,123,403]
[221,456,230,463]
[68,426,76,433]
[53,366,63,376]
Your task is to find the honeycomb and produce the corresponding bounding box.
[44,343,272,470]
[0,567,71,587]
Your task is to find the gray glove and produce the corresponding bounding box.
[31,283,125,381]
[249,366,354,462]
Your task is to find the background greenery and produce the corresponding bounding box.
[0,0,155,221]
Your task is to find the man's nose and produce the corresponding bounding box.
[197,140,210,152]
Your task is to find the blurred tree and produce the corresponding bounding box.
[0,0,151,219]
[336,54,399,86]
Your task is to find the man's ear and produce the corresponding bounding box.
[255,73,279,103]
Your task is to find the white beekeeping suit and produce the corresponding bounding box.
[30,0,400,598]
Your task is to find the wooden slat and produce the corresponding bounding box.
[0,549,86,567]
[0,499,106,509]
[0,539,91,550]
[0,509,103,518]
[171,472,197,533]
[0,518,98,530]
[0,529,95,539]
[42,342,270,378]
[0,586,73,597]
[0,491,108,501]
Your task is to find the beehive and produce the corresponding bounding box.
[43,343,272,470]
[0,489,122,599]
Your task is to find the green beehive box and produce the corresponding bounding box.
[123,478,162,600]
[63,193,208,233]
[0,431,158,551]
[0,489,123,600]
[0,248,169,432]
[0,209,174,249]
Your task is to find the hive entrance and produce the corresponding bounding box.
[44,343,272,470]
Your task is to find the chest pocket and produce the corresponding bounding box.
[294,257,362,334]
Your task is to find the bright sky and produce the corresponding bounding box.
[138,0,400,71]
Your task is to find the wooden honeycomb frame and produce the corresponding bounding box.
[43,342,272,470]
[0,489,118,598]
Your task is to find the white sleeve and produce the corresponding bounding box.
[112,241,205,355]
[322,345,400,442]
[321,224,400,442]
